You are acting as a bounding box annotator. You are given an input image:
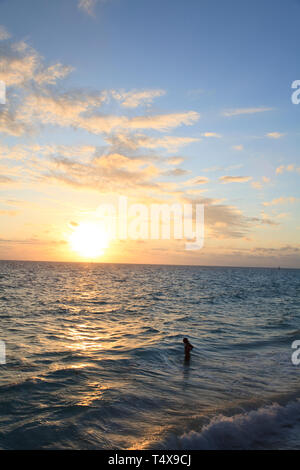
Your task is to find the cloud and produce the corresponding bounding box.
[249,245,300,256]
[276,164,300,175]
[20,93,199,134]
[185,189,207,195]
[0,175,14,183]
[217,244,300,267]
[0,37,74,135]
[182,196,251,239]
[0,32,199,140]
[78,0,100,16]
[34,64,74,85]
[251,181,262,189]
[111,89,166,108]
[183,176,209,186]
[250,214,279,226]
[232,144,243,151]
[201,132,222,138]
[107,133,200,152]
[0,209,18,216]
[199,203,285,238]
[0,143,99,165]
[42,151,164,195]
[75,110,200,134]
[0,109,29,136]
[164,168,190,177]
[276,165,285,174]
[0,40,72,87]
[0,237,67,246]
[0,139,276,244]
[144,136,199,152]
[0,41,39,86]
[201,166,222,173]
[219,175,252,183]
[222,107,273,117]
[126,111,200,131]
[263,196,297,206]
[251,176,270,189]
[69,221,79,227]
[266,132,285,139]
[18,90,105,129]
[166,157,185,165]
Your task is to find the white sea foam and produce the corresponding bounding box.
[161,400,300,449]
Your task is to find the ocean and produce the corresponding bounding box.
[0,260,299,450]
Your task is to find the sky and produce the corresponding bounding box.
[0,0,299,267]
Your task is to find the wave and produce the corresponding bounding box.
[157,399,300,450]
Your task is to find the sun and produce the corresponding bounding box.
[69,222,110,259]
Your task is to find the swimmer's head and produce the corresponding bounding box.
[183,338,188,343]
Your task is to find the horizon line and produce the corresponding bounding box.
[0,259,299,270]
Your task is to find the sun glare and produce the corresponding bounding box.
[69,222,110,259]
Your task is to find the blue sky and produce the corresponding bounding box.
[0,0,299,266]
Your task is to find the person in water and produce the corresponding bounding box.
[183,337,193,360]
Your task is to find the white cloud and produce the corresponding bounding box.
[276,164,300,175]
[0,42,39,86]
[0,39,72,87]
[165,168,189,177]
[183,176,209,186]
[222,107,273,117]
[78,0,100,16]
[111,89,166,108]
[0,109,28,136]
[126,111,200,131]
[263,197,297,206]
[166,157,184,166]
[201,132,222,138]
[35,64,74,85]
[107,133,200,152]
[77,110,200,134]
[232,144,243,151]
[220,175,252,183]
[251,176,270,189]
[266,132,285,139]
[251,181,262,189]
[18,91,105,128]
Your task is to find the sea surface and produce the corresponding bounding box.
[0,260,299,450]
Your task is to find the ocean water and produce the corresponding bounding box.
[0,260,299,450]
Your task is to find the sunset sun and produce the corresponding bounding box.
[69,222,110,259]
